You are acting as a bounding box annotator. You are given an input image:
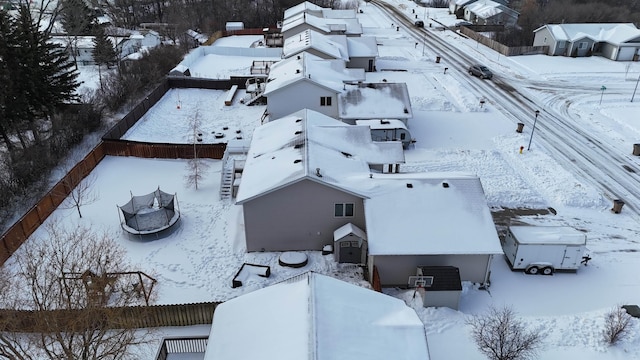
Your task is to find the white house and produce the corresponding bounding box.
[204,272,430,360]
[338,82,413,125]
[463,0,519,27]
[283,29,349,61]
[281,11,363,40]
[262,52,366,120]
[533,23,640,60]
[49,36,101,65]
[283,29,378,71]
[284,1,358,21]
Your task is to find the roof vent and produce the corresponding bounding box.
[297,55,301,60]
[308,74,311,79]
[294,143,303,149]
[380,120,390,125]
[406,183,413,188]
[295,130,302,135]
[294,159,302,163]
[382,78,387,82]
[316,168,322,177]
[369,174,373,179]
[295,118,302,123]
[442,182,449,188]
[404,108,409,114]
[296,69,300,74]
[341,151,352,158]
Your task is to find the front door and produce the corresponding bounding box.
[339,240,362,263]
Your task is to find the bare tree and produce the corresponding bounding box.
[0,223,156,359]
[57,169,99,218]
[185,109,209,190]
[466,306,545,360]
[603,305,632,345]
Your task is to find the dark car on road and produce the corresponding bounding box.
[468,64,493,79]
[414,20,424,27]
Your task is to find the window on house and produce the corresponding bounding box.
[320,96,332,106]
[578,42,588,49]
[334,203,354,217]
[558,42,565,49]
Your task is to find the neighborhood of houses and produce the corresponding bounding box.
[4,0,640,359]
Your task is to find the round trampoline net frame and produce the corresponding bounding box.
[118,188,181,237]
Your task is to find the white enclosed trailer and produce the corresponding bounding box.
[502,226,587,275]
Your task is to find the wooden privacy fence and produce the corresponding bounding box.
[459,27,549,56]
[0,76,236,265]
[102,140,226,159]
[0,142,107,264]
[0,302,218,333]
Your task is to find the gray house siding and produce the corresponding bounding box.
[243,179,366,252]
[423,290,460,309]
[368,254,492,286]
[266,81,338,120]
[568,37,595,57]
[601,43,618,60]
[283,24,322,41]
[533,27,561,55]
[347,57,375,72]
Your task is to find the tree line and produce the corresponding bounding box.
[499,0,640,46]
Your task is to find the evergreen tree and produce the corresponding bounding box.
[92,25,117,86]
[0,10,15,149]
[10,5,80,145]
[60,0,97,35]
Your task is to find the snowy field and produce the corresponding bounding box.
[5,1,640,359]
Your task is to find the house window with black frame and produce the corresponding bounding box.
[334,203,354,217]
[320,96,332,106]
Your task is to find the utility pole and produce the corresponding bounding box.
[527,110,540,151]
[632,74,640,102]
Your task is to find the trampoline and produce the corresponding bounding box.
[118,188,180,239]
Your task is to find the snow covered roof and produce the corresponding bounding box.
[508,225,586,246]
[339,83,413,120]
[535,23,640,45]
[282,12,363,36]
[49,36,99,49]
[283,29,349,60]
[235,109,405,204]
[284,1,324,20]
[186,29,209,44]
[204,272,429,360]
[320,9,358,19]
[263,52,365,96]
[356,119,408,130]
[344,36,379,58]
[466,0,513,19]
[334,222,367,241]
[365,175,502,256]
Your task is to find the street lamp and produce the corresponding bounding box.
[527,110,540,151]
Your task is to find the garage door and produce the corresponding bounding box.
[617,47,637,61]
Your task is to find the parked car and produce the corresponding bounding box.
[414,20,424,28]
[455,21,472,27]
[468,64,493,79]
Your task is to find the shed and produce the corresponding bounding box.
[225,22,245,32]
[416,266,462,310]
[333,223,367,264]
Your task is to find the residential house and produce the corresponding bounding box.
[49,36,99,65]
[338,82,413,125]
[463,0,519,27]
[449,0,477,18]
[262,52,366,120]
[283,29,349,61]
[281,12,363,40]
[113,30,162,60]
[364,174,502,286]
[283,29,378,71]
[235,109,404,252]
[235,109,501,287]
[204,272,430,360]
[355,119,413,149]
[533,23,640,60]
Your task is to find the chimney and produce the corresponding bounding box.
[316,168,322,177]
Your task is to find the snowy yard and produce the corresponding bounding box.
[5,1,640,359]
